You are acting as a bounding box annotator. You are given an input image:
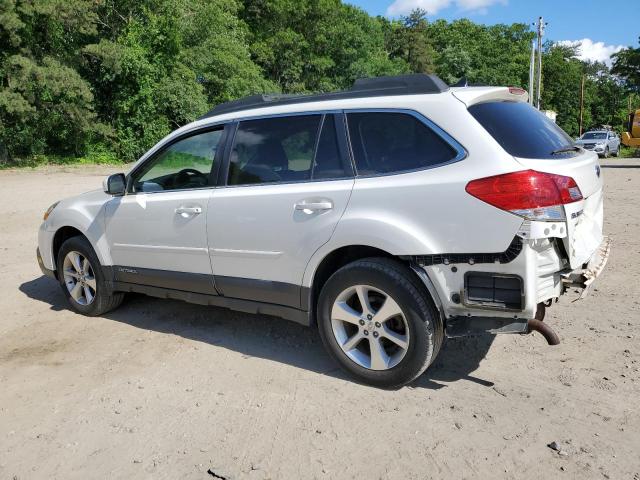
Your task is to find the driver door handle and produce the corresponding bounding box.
[175,206,202,217]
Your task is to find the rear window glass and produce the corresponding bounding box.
[468,101,576,159]
[346,112,458,175]
[228,115,321,185]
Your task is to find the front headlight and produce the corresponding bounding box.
[43,201,59,221]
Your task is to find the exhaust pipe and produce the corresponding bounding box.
[527,319,560,345]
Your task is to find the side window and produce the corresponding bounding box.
[228,115,321,186]
[131,129,223,192]
[346,112,458,175]
[313,115,350,179]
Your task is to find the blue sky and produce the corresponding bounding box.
[348,0,639,64]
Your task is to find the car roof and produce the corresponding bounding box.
[199,74,449,119]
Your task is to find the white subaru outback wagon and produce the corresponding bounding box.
[37,74,610,388]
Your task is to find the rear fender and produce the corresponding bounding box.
[301,218,439,288]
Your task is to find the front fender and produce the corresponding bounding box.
[43,189,113,267]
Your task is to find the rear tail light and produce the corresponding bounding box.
[465,170,583,221]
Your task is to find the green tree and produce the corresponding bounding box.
[427,19,533,86]
[0,0,634,164]
[585,62,627,131]
[382,9,435,74]
[241,0,405,93]
[0,0,106,159]
[612,37,640,91]
[82,0,272,159]
[540,43,584,137]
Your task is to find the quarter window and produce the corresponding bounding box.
[131,129,223,192]
[228,115,321,185]
[346,112,458,175]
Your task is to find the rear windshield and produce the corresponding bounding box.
[468,101,576,159]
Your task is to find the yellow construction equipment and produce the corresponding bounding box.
[621,109,640,148]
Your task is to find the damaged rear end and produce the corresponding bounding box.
[437,87,610,343]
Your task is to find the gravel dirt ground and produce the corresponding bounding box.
[0,159,639,480]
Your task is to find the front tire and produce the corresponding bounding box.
[317,258,443,388]
[57,236,124,316]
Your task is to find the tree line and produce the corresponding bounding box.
[0,0,638,164]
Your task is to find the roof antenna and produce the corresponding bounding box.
[452,77,468,87]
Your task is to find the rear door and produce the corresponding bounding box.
[467,100,603,268]
[207,113,354,308]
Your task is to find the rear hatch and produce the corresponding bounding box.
[455,89,604,268]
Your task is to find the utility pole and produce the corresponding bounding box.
[535,16,546,110]
[579,73,585,136]
[528,40,535,105]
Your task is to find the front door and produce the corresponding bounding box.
[105,127,225,294]
[208,113,354,307]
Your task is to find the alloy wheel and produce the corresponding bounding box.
[62,251,97,306]
[330,285,410,370]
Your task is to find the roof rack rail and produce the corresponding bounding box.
[200,74,449,119]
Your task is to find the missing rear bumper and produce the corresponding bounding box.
[561,235,611,299]
[446,314,561,345]
[446,316,528,337]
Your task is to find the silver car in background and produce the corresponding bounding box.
[576,130,620,157]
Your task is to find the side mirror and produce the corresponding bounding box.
[103,173,126,196]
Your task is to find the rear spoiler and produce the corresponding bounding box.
[451,86,529,107]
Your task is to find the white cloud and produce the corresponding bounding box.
[456,0,507,12]
[558,38,625,66]
[386,0,506,16]
[386,0,451,16]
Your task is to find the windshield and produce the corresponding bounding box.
[468,101,576,159]
[581,132,607,140]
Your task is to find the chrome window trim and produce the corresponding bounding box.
[228,109,342,123]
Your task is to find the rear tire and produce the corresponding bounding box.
[613,146,620,157]
[57,236,124,316]
[317,258,443,388]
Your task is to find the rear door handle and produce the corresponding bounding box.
[294,200,333,213]
[175,206,202,217]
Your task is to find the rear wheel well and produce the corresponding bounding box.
[309,246,402,323]
[52,226,85,269]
